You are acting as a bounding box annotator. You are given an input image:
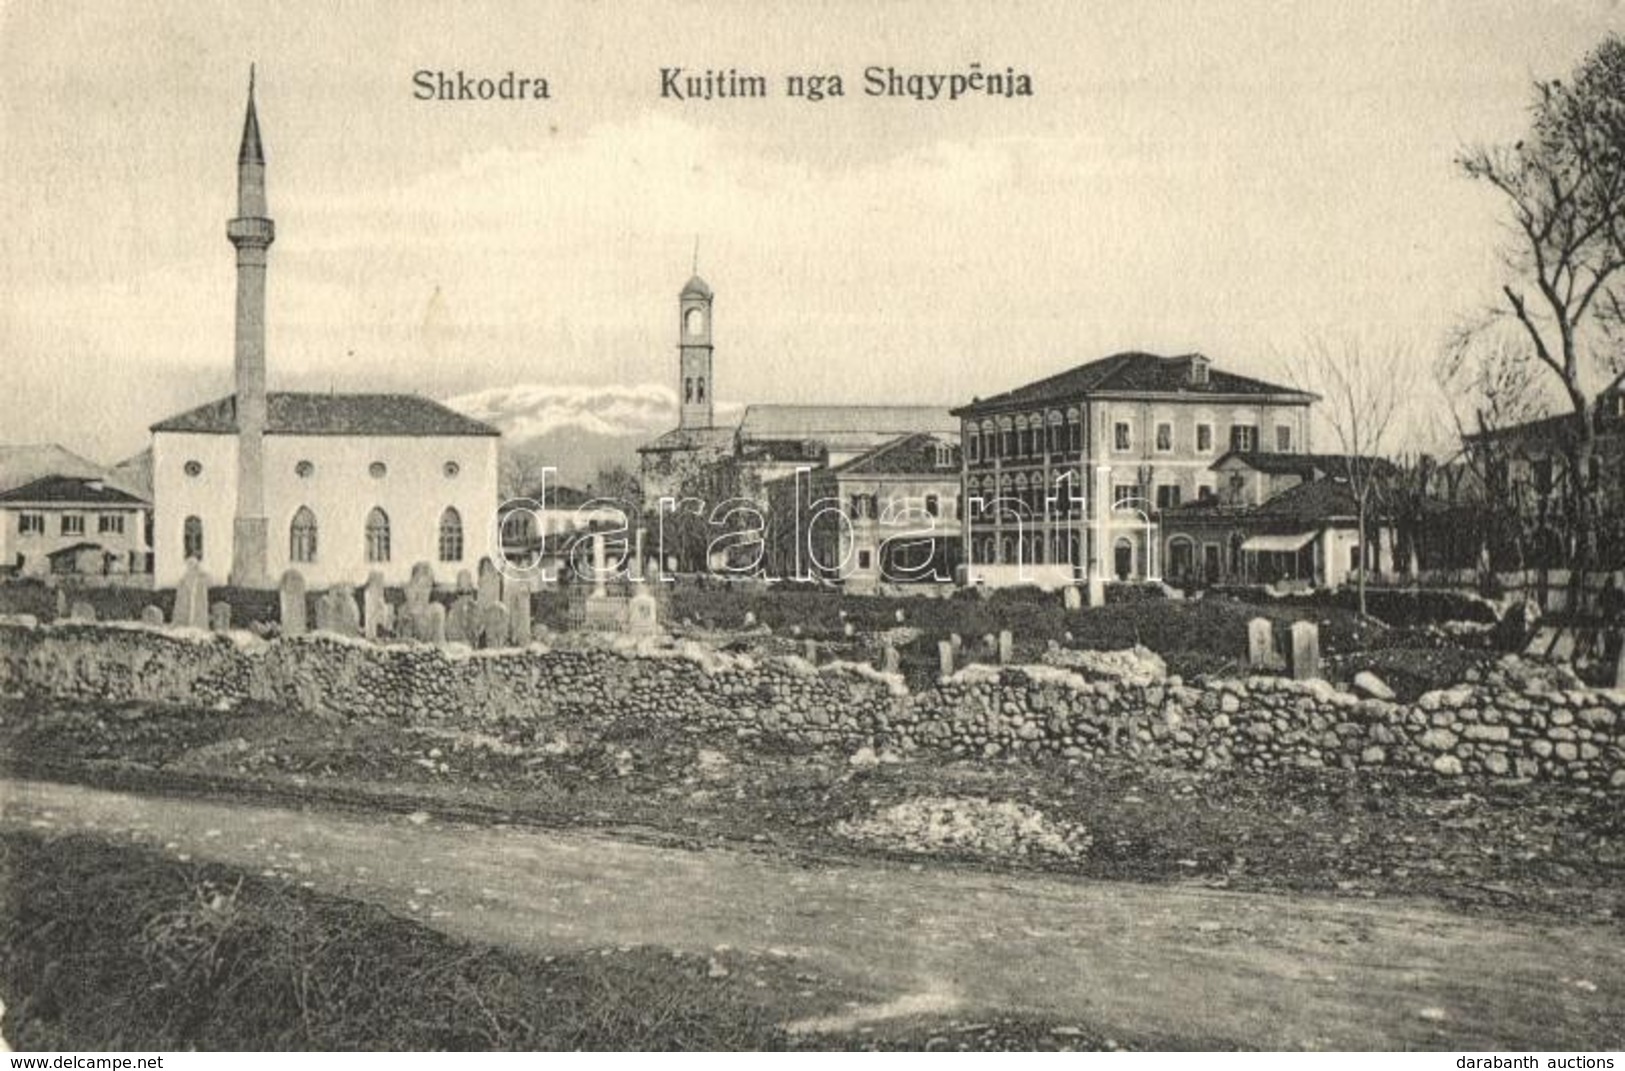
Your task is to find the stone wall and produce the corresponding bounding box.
[1,619,1621,788]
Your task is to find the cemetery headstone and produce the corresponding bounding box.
[1062,586,1082,611]
[881,645,901,675]
[1247,617,1276,671]
[173,559,210,629]
[209,601,232,633]
[479,602,509,649]
[997,629,1014,665]
[279,569,308,637]
[363,571,389,639]
[68,600,96,622]
[476,557,502,607]
[426,601,448,645]
[140,605,165,626]
[938,639,955,677]
[1289,621,1321,681]
[503,576,533,645]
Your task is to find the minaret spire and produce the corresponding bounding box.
[226,67,275,587]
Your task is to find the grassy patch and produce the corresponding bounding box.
[0,830,813,1050]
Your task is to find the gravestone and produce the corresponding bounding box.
[1062,586,1082,611]
[1613,630,1625,689]
[1549,628,1578,661]
[363,571,390,640]
[1247,617,1276,670]
[503,575,533,645]
[790,624,802,638]
[446,595,476,644]
[1289,621,1321,681]
[479,602,509,649]
[400,563,435,642]
[279,569,308,637]
[455,568,475,593]
[315,588,359,637]
[744,610,757,628]
[983,633,997,653]
[313,589,337,632]
[1523,625,1560,657]
[803,639,817,664]
[426,602,448,645]
[209,601,232,634]
[843,622,855,638]
[950,633,963,651]
[173,559,210,629]
[627,588,659,636]
[894,608,906,624]
[938,639,955,677]
[140,605,165,626]
[476,557,502,607]
[68,601,96,622]
[881,645,901,675]
[54,588,67,619]
[997,630,1013,665]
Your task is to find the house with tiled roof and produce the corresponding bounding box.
[148,76,500,589]
[952,352,1317,587]
[0,472,151,579]
[762,432,963,590]
[1160,456,1398,590]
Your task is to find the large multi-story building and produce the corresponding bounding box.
[952,352,1316,586]
[148,74,499,589]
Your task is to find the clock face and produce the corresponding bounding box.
[685,307,705,337]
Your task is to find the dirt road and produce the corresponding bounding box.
[2,777,1619,1050]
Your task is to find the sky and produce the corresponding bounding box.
[1,0,1622,465]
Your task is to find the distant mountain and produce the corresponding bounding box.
[446,383,741,490]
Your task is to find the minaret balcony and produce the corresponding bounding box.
[227,217,275,245]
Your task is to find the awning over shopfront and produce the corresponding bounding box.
[1239,531,1317,554]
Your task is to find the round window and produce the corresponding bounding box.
[443,460,460,478]
[369,461,387,479]
[295,460,315,478]
[183,460,202,478]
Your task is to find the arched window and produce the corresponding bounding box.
[696,377,706,403]
[438,507,464,563]
[684,377,694,403]
[289,507,317,563]
[182,515,203,561]
[365,508,391,563]
[925,493,940,518]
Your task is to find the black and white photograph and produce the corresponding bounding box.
[0,0,1623,1056]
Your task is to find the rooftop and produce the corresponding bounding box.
[738,404,957,440]
[0,475,148,507]
[836,432,961,477]
[151,392,500,438]
[0,443,108,494]
[1213,450,1401,481]
[952,352,1313,416]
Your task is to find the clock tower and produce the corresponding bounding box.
[677,274,714,429]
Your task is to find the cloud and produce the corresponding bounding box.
[445,380,743,442]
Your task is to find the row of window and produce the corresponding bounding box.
[967,416,1084,462]
[961,479,1217,521]
[180,507,467,565]
[967,415,1292,462]
[18,513,126,536]
[182,460,464,480]
[1110,421,1289,455]
[846,493,957,520]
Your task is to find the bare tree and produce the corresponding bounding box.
[1436,329,1550,573]
[1280,336,1413,617]
[1456,34,1625,569]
